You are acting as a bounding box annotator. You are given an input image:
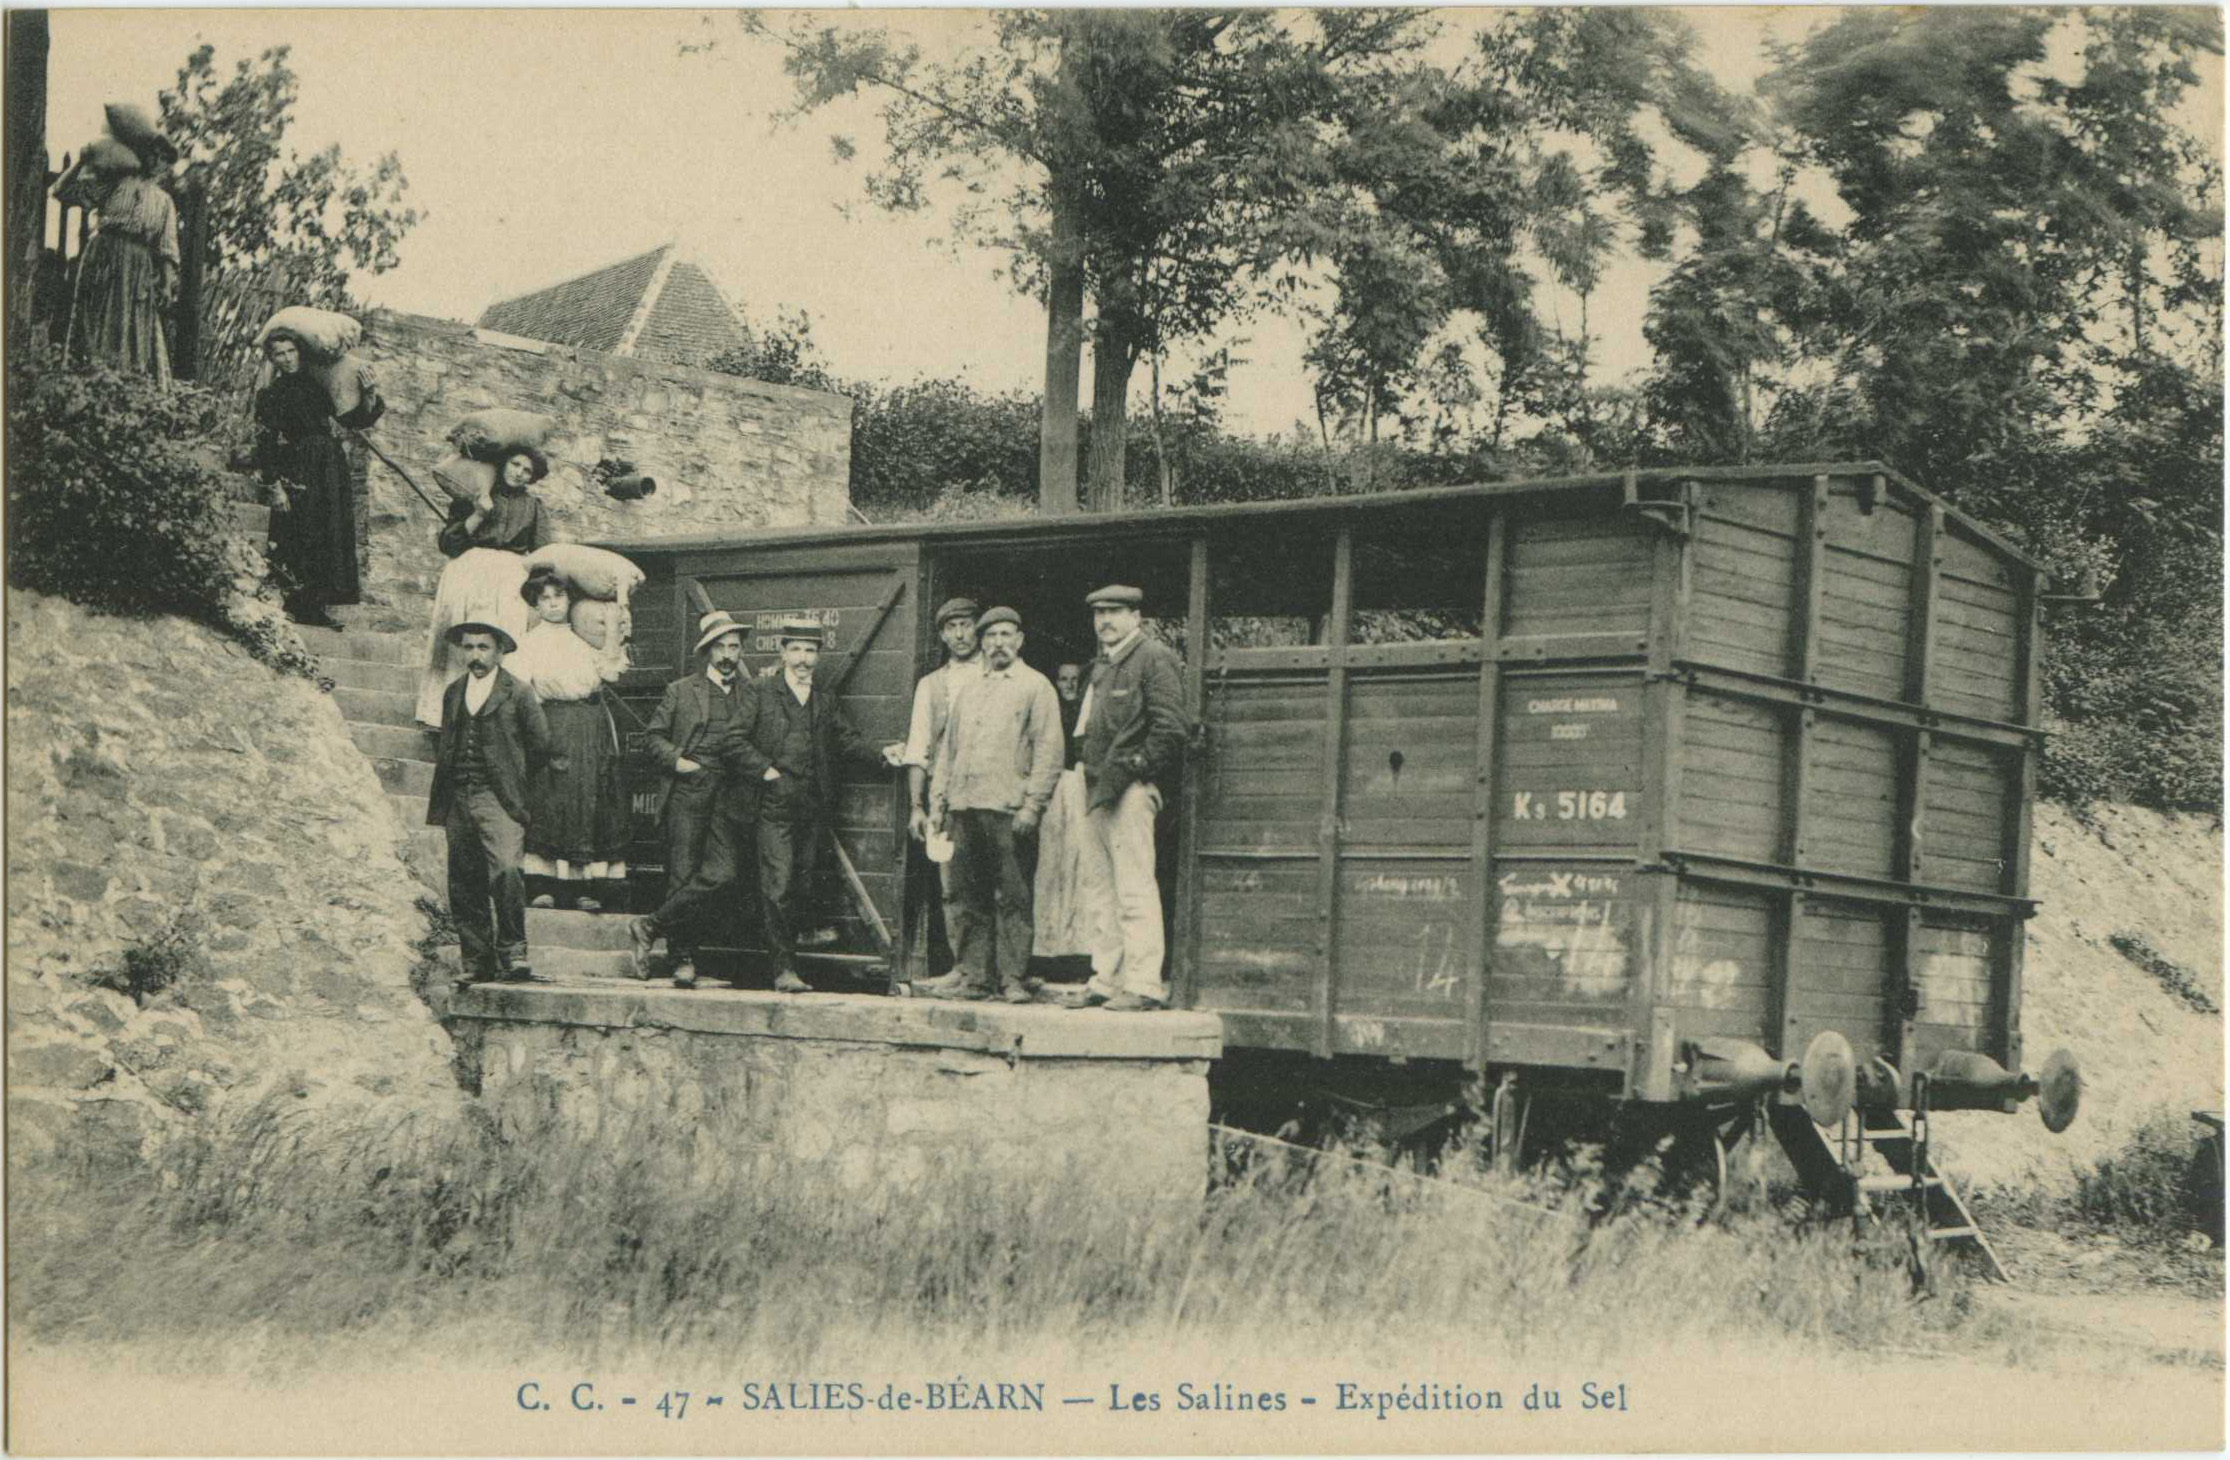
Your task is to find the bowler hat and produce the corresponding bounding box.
[693,610,748,655]
[977,606,1021,632]
[934,596,980,627]
[774,616,826,647]
[445,620,517,654]
[1085,584,1144,608]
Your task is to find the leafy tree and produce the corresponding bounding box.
[159,45,420,302]
[748,9,1438,512]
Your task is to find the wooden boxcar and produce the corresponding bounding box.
[598,460,2070,1136]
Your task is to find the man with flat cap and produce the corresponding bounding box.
[427,620,554,990]
[629,609,756,989]
[725,616,906,991]
[900,595,983,990]
[927,607,1065,1002]
[1067,584,1189,1011]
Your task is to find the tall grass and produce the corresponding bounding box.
[10,1098,1994,1376]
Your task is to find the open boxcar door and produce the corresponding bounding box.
[616,539,921,980]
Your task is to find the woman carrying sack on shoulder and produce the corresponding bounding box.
[57,134,178,380]
[415,447,552,728]
[251,330,377,628]
[510,566,631,911]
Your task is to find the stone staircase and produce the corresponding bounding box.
[297,621,637,983]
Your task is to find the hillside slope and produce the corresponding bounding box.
[1940,800,2223,1193]
[6,590,461,1169]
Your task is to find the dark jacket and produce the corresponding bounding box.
[1078,631,1187,811]
[426,669,553,827]
[643,671,752,819]
[715,672,887,819]
[437,486,550,559]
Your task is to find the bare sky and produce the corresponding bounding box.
[45,8,2223,439]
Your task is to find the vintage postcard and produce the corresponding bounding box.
[5,5,2223,1454]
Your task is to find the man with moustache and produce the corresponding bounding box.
[426,620,554,991]
[628,610,756,989]
[900,597,983,993]
[926,607,1065,1002]
[1065,584,1188,1011]
[724,617,906,992]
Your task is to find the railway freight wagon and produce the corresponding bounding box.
[600,461,2078,1227]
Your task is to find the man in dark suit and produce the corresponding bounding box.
[427,621,554,990]
[628,610,756,989]
[723,617,905,992]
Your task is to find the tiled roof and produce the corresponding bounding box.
[476,246,746,365]
[632,262,748,365]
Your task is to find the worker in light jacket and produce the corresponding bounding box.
[1065,584,1188,1012]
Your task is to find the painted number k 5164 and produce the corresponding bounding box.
[1511,790,1628,822]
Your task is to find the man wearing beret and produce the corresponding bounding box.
[900,596,983,989]
[926,607,1065,1002]
[427,620,554,990]
[1067,584,1189,1011]
[724,617,906,991]
[628,610,757,989]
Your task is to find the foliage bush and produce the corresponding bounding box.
[5,354,318,679]
[2067,1111,2212,1241]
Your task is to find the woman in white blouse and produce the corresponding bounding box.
[511,567,630,911]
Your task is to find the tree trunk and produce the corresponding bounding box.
[5,11,49,338]
[1085,313,1138,513]
[1148,348,1173,508]
[1039,181,1084,515]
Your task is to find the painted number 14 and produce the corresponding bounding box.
[1513,790,1628,821]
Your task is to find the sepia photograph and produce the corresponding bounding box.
[3,5,2224,1453]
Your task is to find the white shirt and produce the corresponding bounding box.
[784,670,813,706]
[1072,628,1143,739]
[463,669,496,715]
[706,665,739,695]
[901,654,985,769]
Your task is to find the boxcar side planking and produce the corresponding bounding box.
[598,461,2079,1158]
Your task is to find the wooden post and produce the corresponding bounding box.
[1892,500,1941,1074]
[173,174,207,380]
[4,11,49,338]
[2001,567,2044,1072]
[1633,485,1689,1099]
[1463,511,1508,1073]
[1172,535,1211,1009]
[1311,526,1355,1060]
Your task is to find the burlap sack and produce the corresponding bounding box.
[256,305,361,362]
[524,543,645,603]
[447,408,556,463]
[430,454,498,504]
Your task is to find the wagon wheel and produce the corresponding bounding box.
[1702,1100,1766,1211]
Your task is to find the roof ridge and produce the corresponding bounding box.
[481,241,673,316]
[613,245,684,358]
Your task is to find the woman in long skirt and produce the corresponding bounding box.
[511,567,631,911]
[62,169,179,380]
[414,448,552,728]
[251,332,364,627]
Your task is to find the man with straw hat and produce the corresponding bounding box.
[627,609,757,989]
[725,616,906,992]
[426,620,552,991]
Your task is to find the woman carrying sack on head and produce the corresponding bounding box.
[415,447,552,728]
[250,330,377,628]
[56,133,179,379]
[510,566,632,911]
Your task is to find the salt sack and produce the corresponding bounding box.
[448,408,556,463]
[257,305,361,362]
[79,136,141,177]
[525,543,644,603]
[568,598,630,652]
[101,103,162,156]
[430,454,498,503]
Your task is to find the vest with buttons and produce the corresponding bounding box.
[771,685,819,793]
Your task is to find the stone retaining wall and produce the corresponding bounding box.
[450,985,1220,1203]
[343,310,854,632]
